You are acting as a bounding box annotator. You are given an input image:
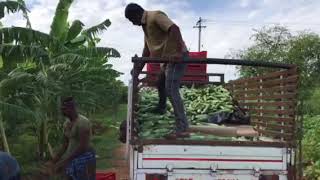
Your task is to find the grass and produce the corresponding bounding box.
[90,104,127,170]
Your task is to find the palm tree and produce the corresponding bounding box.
[0,0,122,159]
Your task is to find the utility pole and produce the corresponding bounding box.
[193,17,206,52]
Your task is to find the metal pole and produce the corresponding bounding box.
[198,17,201,52]
[132,57,296,69]
[194,17,206,52]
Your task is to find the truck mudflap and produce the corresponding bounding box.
[138,145,288,170]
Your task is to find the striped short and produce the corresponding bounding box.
[65,151,96,180]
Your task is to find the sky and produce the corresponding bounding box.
[2,0,320,84]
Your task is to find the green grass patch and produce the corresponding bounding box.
[90,104,127,170]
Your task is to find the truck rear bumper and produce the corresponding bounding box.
[134,169,288,180]
[137,145,288,170]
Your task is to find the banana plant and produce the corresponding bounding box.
[0,0,31,153]
[0,0,122,159]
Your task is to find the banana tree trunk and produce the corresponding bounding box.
[0,112,10,154]
[47,141,54,159]
[39,120,47,160]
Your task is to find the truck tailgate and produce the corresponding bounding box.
[138,145,287,170]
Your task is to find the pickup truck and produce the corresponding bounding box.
[125,55,300,180]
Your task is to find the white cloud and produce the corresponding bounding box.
[248,10,259,19]
[240,0,251,8]
[2,0,320,84]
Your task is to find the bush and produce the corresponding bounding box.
[303,115,320,178]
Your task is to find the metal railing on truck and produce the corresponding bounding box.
[129,56,300,177]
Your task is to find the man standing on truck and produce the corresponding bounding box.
[125,3,190,139]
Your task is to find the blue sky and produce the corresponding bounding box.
[188,0,234,12]
[2,0,320,83]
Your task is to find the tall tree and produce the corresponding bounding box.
[231,25,320,100]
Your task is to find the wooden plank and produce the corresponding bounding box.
[256,129,293,139]
[239,101,296,107]
[232,75,298,89]
[252,121,294,131]
[230,75,297,89]
[179,81,223,85]
[245,108,295,116]
[236,93,297,101]
[251,116,295,123]
[229,68,298,85]
[233,85,297,96]
[251,120,294,127]
[188,125,237,137]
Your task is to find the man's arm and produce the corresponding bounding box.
[137,41,150,72]
[132,41,149,77]
[168,24,184,57]
[51,136,69,163]
[142,41,150,57]
[55,126,90,168]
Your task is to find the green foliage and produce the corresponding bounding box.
[303,115,320,179]
[49,0,74,41]
[0,44,49,70]
[231,25,320,100]
[66,20,84,42]
[83,19,111,38]
[0,0,126,166]
[91,105,127,169]
[82,19,111,46]
[304,87,320,115]
[0,27,67,54]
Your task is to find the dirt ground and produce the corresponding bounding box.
[97,143,129,180]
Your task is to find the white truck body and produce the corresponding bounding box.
[129,144,290,180]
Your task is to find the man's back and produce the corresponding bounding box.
[142,10,187,58]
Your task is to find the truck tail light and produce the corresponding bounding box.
[146,174,167,180]
[259,175,279,180]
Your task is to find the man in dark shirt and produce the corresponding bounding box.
[125,3,190,139]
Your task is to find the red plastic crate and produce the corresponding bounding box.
[187,51,207,72]
[146,63,161,72]
[146,51,208,84]
[96,172,116,180]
